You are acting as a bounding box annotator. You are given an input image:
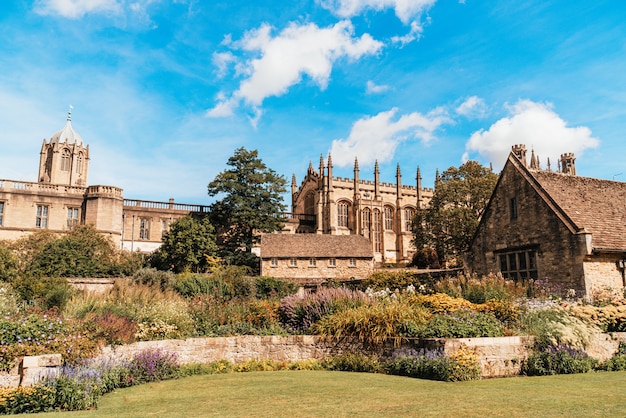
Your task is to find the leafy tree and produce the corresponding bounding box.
[0,242,19,282]
[150,215,217,273]
[413,161,498,266]
[207,147,287,269]
[27,225,118,277]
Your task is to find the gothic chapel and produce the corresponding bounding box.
[286,155,433,263]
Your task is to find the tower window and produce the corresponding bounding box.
[76,152,83,174]
[61,149,71,171]
[0,201,4,226]
[404,208,415,231]
[373,209,382,253]
[36,205,49,229]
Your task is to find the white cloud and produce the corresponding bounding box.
[208,20,383,118]
[330,107,452,167]
[319,0,437,25]
[212,52,237,78]
[34,0,121,18]
[366,80,389,94]
[456,96,487,119]
[391,20,426,45]
[464,100,599,170]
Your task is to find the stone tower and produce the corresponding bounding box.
[38,108,90,187]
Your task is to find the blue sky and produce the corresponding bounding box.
[1,0,624,205]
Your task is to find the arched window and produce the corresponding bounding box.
[76,152,83,174]
[361,208,371,239]
[404,207,415,232]
[338,201,350,228]
[373,209,382,252]
[304,191,316,215]
[61,149,71,171]
[384,206,394,231]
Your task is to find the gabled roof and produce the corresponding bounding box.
[530,169,626,250]
[261,234,374,258]
[502,153,626,251]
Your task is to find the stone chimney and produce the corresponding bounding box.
[511,144,527,167]
[560,153,576,175]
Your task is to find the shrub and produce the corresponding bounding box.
[597,342,626,371]
[10,276,74,310]
[82,311,138,345]
[522,344,598,376]
[434,273,527,303]
[128,348,180,384]
[0,385,56,415]
[0,314,101,372]
[0,282,21,316]
[517,308,599,351]
[255,276,297,299]
[419,309,505,338]
[0,243,19,282]
[411,247,441,269]
[133,267,177,291]
[567,301,626,333]
[321,354,382,373]
[279,287,371,333]
[361,270,434,292]
[384,347,480,381]
[311,300,431,345]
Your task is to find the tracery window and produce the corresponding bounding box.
[404,208,415,232]
[338,201,349,228]
[361,208,371,239]
[0,201,4,226]
[61,149,71,171]
[139,218,150,240]
[384,206,394,230]
[373,209,382,252]
[76,152,83,174]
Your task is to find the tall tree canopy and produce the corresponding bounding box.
[208,147,287,269]
[413,161,498,267]
[150,215,217,273]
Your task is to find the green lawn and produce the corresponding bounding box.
[25,370,626,417]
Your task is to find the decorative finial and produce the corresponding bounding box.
[67,104,73,122]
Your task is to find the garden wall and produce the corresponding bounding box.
[5,333,625,387]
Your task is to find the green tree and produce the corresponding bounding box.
[150,215,217,273]
[208,147,287,269]
[27,225,118,277]
[413,161,498,266]
[0,242,19,282]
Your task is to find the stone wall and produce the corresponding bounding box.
[5,333,625,387]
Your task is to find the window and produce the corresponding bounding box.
[0,201,4,226]
[161,219,170,238]
[76,152,83,174]
[338,201,349,227]
[362,208,371,238]
[309,258,316,267]
[510,197,518,220]
[349,258,356,267]
[499,249,538,281]
[61,149,71,171]
[139,218,150,240]
[66,207,79,230]
[384,206,394,230]
[373,209,382,252]
[270,258,278,267]
[36,205,48,229]
[329,258,336,267]
[404,208,415,232]
[289,258,297,267]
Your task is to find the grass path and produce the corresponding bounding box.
[25,370,626,417]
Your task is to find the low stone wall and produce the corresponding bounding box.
[4,333,626,387]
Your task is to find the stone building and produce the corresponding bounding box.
[0,112,208,251]
[260,234,374,285]
[284,155,433,263]
[467,145,626,297]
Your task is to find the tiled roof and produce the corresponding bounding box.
[531,170,626,250]
[260,234,374,258]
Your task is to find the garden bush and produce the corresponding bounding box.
[385,347,480,381]
[10,276,74,311]
[434,273,527,304]
[321,353,382,373]
[597,342,626,371]
[522,344,598,376]
[360,270,434,292]
[255,276,297,299]
[0,385,56,415]
[0,283,21,316]
[418,309,504,338]
[567,301,626,332]
[128,348,180,384]
[517,308,599,351]
[279,287,371,333]
[311,300,431,345]
[133,267,177,291]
